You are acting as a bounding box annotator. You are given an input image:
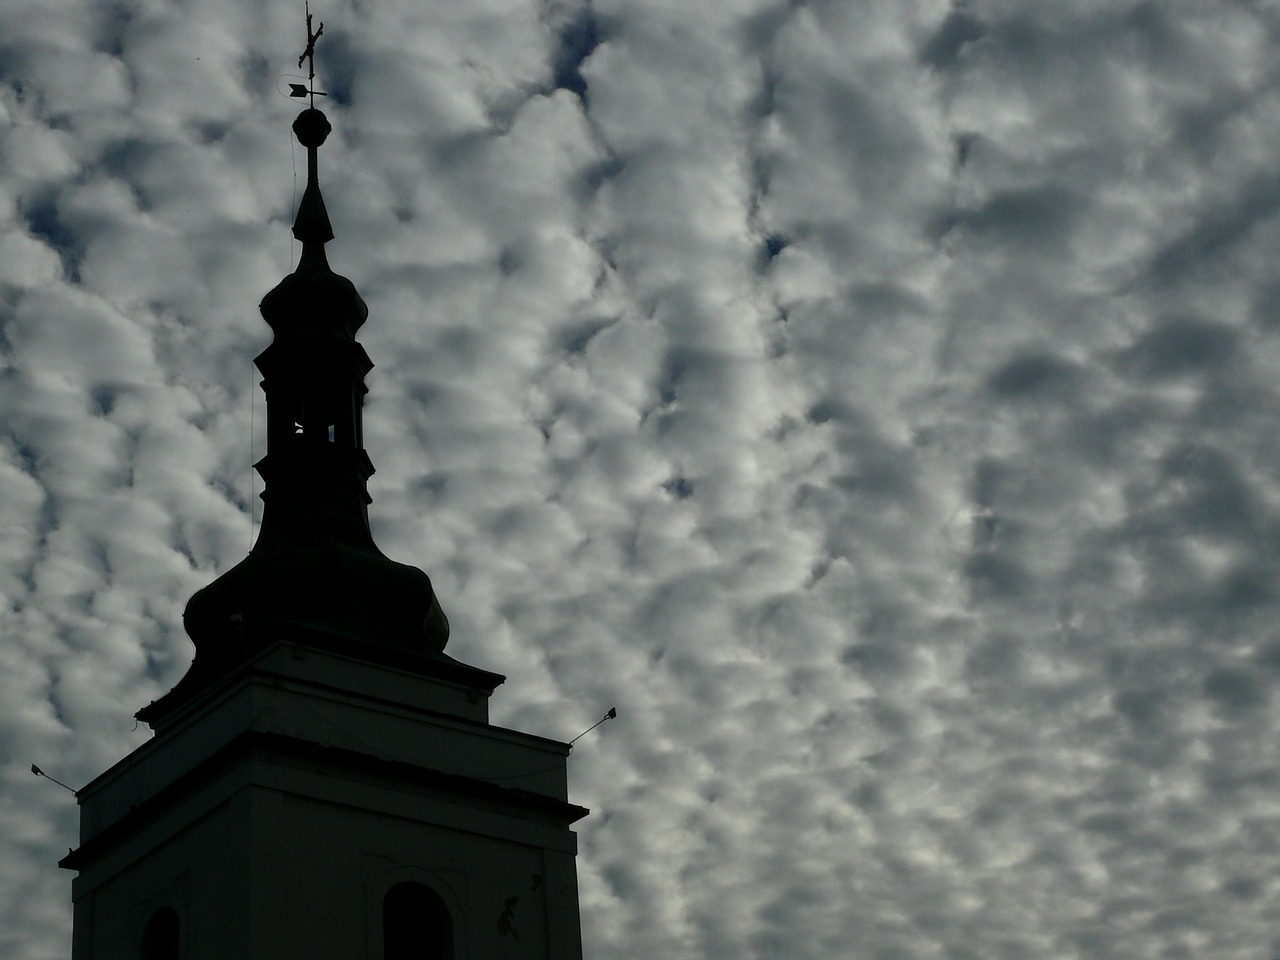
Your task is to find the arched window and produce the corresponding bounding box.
[384,881,453,960]
[139,906,179,960]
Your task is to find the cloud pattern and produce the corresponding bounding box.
[3,1,1280,957]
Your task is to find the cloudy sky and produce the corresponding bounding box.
[4,0,1280,957]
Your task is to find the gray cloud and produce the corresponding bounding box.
[4,1,1280,959]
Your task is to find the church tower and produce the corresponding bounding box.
[59,21,587,960]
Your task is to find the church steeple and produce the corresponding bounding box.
[63,20,587,960]
[137,77,456,727]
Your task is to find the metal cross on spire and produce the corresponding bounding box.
[289,2,327,106]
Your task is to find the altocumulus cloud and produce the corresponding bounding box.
[3,1,1280,958]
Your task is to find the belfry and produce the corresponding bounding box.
[59,18,587,960]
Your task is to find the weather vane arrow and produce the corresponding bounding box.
[291,2,327,106]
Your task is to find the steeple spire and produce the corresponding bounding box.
[289,4,333,250]
[136,28,468,726]
[291,108,334,248]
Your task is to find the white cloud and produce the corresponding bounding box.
[4,1,1280,958]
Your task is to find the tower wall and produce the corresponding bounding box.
[65,643,585,960]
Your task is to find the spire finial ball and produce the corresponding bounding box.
[294,107,331,149]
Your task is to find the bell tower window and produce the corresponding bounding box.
[383,881,454,960]
[284,390,345,443]
[139,906,180,960]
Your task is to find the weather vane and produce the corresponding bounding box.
[289,2,327,107]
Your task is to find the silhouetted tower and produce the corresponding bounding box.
[60,26,586,960]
